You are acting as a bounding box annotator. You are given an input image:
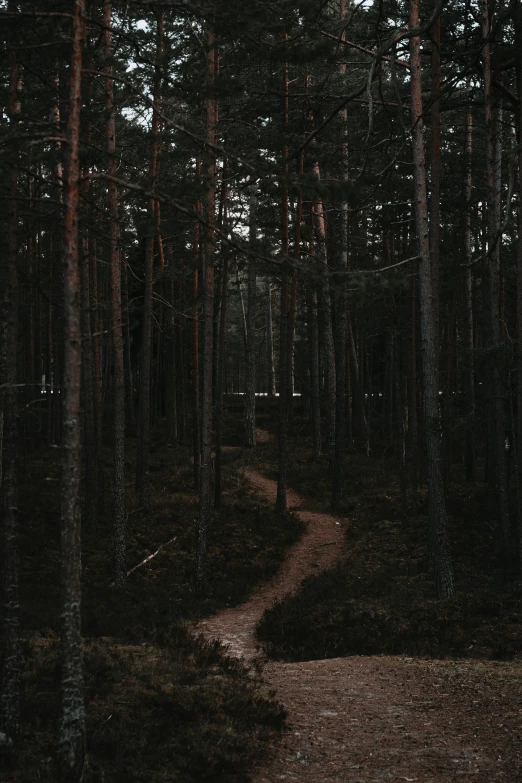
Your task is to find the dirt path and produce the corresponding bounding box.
[195,444,522,783]
[196,468,346,659]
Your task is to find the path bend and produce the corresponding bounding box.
[194,453,522,783]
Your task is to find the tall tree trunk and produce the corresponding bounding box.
[517,7,522,574]
[0,7,21,740]
[244,183,257,447]
[333,3,348,504]
[214,251,229,509]
[80,47,97,535]
[59,2,86,777]
[276,46,289,516]
[308,259,322,457]
[192,159,201,490]
[482,0,511,577]
[137,11,163,511]
[265,279,276,396]
[196,27,217,589]
[80,229,97,534]
[105,0,126,588]
[463,80,475,483]
[409,0,454,599]
[122,256,134,427]
[91,236,103,456]
[312,160,336,466]
[430,0,441,362]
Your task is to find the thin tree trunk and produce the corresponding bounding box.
[214,252,229,509]
[276,45,289,516]
[196,27,217,590]
[91,236,103,456]
[80,229,97,534]
[309,281,322,458]
[59,2,86,777]
[333,6,348,504]
[409,0,454,599]
[463,80,475,483]
[430,0,441,362]
[105,0,126,587]
[244,183,257,447]
[137,11,163,511]
[482,0,511,577]
[313,161,336,465]
[79,45,97,535]
[0,8,21,740]
[192,159,201,489]
[122,256,134,427]
[265,279,276,396]
[517,7,522,574]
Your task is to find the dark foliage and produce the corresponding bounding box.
[256,439,522,662]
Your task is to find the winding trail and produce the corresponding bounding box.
[195,439,522,783]
[197,469,346,659]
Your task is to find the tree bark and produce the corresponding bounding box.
[137,11,163,511]
[430,0,441,363]
[59,2,86,777]
[276,46,289,516]
[214,250,229,510]
[244,183,257,447]
[0,6,21,740]
[517,7,522,574]
[104,0,126,588]
[312,160,336,466]
[463,79,475,483]
[409,0,454,599]
[333,3,348,505]
[265,279,276,396]
[196,27,217,590]
[482,0,511,577]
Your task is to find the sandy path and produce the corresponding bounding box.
[194,444,522,783]
[196,469,346,658]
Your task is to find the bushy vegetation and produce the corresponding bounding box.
[1,432,300,781]
[7,631,285,782]
[256,438,522,662]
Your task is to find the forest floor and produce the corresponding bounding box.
[196,427,522,783]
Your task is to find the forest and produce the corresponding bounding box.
[1,0,522,780]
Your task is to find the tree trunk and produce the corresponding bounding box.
[308,274,322,458]
[59,2,86,777]
[0,8,21,740]
[214,251,229,510]
[276,46,289,516]
[196,27,217,590]
[105,0,126,588]
[409,0,454,599]
[312,161,336,466]
[192,159,201,489]
[137,11,163,511]
[244,183,257,447]
[333,6,348,504]
[463,80,475,483]
[482,0,511,577]
[79,54,97,536]
[517,7,522,574]
[430,0,441,363]
[265,280,276,396]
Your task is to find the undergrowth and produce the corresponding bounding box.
[5,630,285,782]
[2,419,300,781]
[255,431,522,663]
